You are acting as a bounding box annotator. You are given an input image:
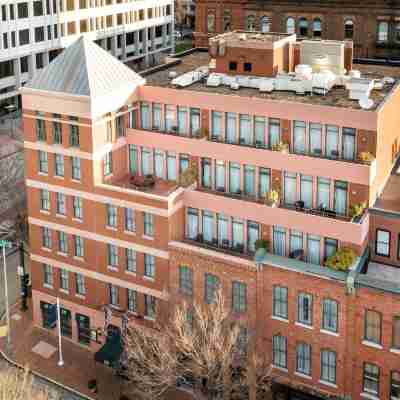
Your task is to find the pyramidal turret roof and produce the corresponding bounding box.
[25,36,145,99]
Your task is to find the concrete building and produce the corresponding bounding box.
[175,0,195,29]
[193,0,400,59]
[0,0,174,109]
[21,33,400,400]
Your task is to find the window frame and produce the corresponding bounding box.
[376,229,390,257]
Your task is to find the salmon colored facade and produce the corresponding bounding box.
[21,35,400,400]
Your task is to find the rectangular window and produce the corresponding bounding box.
[129,145,138,174]
[40,189,50,211]
[247,221,259,253]
[116,115,125,137]
[201,158,211,188]
[324,238,338,260]
[289,230,303,256]
[152,103,162,130]
[254,116,265,147]
[103,152,112,176]
[239,114,251,145]
[73,196,82,219]
[232,218,244,250]
[204,273,220,304]
[297,292,313,326]
[322,299,338,332]
[190,108,200,136]
[167,152,176,181]
[217,214,228,246]
[376,229,390,257]
[187,208,199,240]
[232,281,247,312]
[75,273,86,295]
[211,111,222,140]
[74,235,84,258]
[215,161,226,191]
[309,123,322,155]
[56,192,66,215]
[179,154,189,173]
[342,127,356,160]
[244,165,255,196]
[272,335,287,369]
[225,112,237,144]
[300,175,313,209]
[363,363,379,396]
[202,211,214,243]
[143,212,154,237]
[43,264,53,287]
[38,151,48,174]
[69,122,80,147]
[229,162,241,194]
[307,234,320,265]
[126,248,136,272]
[144,294,156,319]
[106,204,117,228]
[107,244,118,267]
[109,284,119,306]
[259,168,270,199]
[320,349,336,384]
[364,309,382,344]
[42,227,51,249]
[273,286,288,319]
[391,371,400,400]
[54,154,64,177]
[144,254,155,278]
[36,117,46,141]
[141,147,152,176]
[127,289,137,312]
[165,105,175,133]
[317,177,330,209]
[154,150,164,179]
[284,172,297,206]
[52,118,62,144]
[296,342,311,376]
[140,102,151,129]
[334,181,348,216]
[393,316,400,349]
[60,269,69,291]
[58,231,68,254]
[179,265,193,296]
[125,208,135,232]
[293,121,306,154]
[326,125,339,158]
[273,226,286,256]
[177,107,188,135]
[269,118,280,149]
[71,157,81,180]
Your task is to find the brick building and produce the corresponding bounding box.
[193,0,400,59]
[21,33,400,400]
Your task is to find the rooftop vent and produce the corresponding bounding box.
[168,71,177,79]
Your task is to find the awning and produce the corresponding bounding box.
[94,331,123,368]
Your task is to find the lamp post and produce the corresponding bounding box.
[56,297,64,367]
[0,240,12,348]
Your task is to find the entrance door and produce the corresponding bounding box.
[60,308,72,338]
[76,314,91,345]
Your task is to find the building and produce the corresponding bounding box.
[193,0,400,60]
[175,0,195,29]
[0,0,174,109]
[21,32,400,400]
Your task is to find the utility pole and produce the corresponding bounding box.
[0,240,12,348]
[56,297,64,367]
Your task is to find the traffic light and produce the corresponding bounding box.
[20,274,29,298]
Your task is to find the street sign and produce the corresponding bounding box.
[17,266,24,276]
[0,240,12,249]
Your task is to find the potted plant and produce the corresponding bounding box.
[255,239,269,251]
[325,248,356,272]
[271,141,289,154]
[358,151,375,164]
[88,379,97,393]
[266,189,280,207]
[349,201,367,222]
[179,165,198,188]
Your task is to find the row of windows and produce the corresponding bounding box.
[38,151,81,180]
[40,190,83,219]
[36,114,79,146]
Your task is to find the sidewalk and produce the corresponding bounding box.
[0,301,125,400]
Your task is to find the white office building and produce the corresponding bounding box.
[0,0,175,107]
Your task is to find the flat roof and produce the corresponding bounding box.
[142,50,400,111]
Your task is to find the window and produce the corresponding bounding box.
[35,26,45,42]
[109,284,119,306]
[116,115,125,137]
[106,205,117,228]
[273,226,286,256]
[307,235,320,265]
[143,212,154,237]
[54,154,64,177]
[273,286,288,319]
[289,230,303,256]
[259,167,270,199]
[395,23,400,42]
[215,160,226,191]
[324,238,337,260]
[108,244,118,267]
[38,151,48,174]
[232,281,247,312]
[313,18,322,37]
[56,192,66,215]
[232,218,244,250]
[244,63,252,72]
[129,145,138,174]
[165,105,175,133]
[229,61,237,71]
[58,231,68,254]
[180,154,189,173]
[364,309,382,344]
[73,196,82,219]
[239,114,251,144]
[326,125,339,158]
[300,175,313,209]
[75,273,86,296]
[286,17,295,34]
[322,299,338,332]
[260,16,270,33]
[296,342,311,376]
[42,227,51,249]
[127,289,137,312]
[272,335,287,368]
[141,147,152,176]
[33,1,44,16]
[18,3,29,18]
[71,157,81,180]
[19,29,30,45]
[144,254,155,278]
[377,21,389,42]
[320,349,336,384]
[376,229,390,257]
[393,316,400,349]
[177,107,188,135]
[309,123,322,155]
[204,273,220,304]
[125,208,135,232]
[391,371,400,400]
[154,150,164,179]
[293,121,306,154]
[140,103,150,129]
[103,152,112,176]
[187,208,199,240]
[317,177,330,208]
[229,162,241,194]
[69,122,80,147]
[36,117,46,141]
[297,292,312,326]
[211,111,222,140]
[152,103,162,130]
[126,249,136,273]
[247,221,259,253]
[223,9,231,31]
[167,152,176,181]
[334,180,348,216]
[284,172,297,206]
[74,235,84,258]
[226,112,237,143]
[207,13,215,33]
[299,18,308,36]
[40,190,50,211]
[144,294,156,319]
[363,363,379,395]
[344,19,354,39]
[244,165,255,196]
[255,116,266,147]
[342,127,356,160]
[60,269,69,291]
[179,265,193,296]
[246,15,255,31]
[43,264,53,287]
[217,214,228,246]
[202,158,211,188]
[190,108,200,136]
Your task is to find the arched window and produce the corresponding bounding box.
[286,17,295,34]
[246,15,255,31]
[344,19,354,39]
[299,17,308,37]
[395,22,400,42]
[223,9,231,32]
[207,13,215,33]
[260,16,270,33]
[313,18,322,37]
[377,21,389,42]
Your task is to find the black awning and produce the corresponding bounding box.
[94,331,123,367]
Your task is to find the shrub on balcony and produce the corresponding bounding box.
[271,141,289,154]
[325,248,356,272]
[255,239,269,251]
[178,165,198,187]
[358,151,375,164]
[266,189,280,207]
[350,201,367,222]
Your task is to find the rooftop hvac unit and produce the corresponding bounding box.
[312,54,330,73]
[207,74,223,87]
[295,64,313,80]
[346,78,374,100]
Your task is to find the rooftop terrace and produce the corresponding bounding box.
[143,50,399,111]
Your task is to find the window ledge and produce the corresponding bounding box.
[71,179,81,183]
[124,230,136,236]
[72,217,83,223]
[390,348,400,355]
[43,284,53,290]
[54,175,64,180]
[41,247,52,252]
[56,213,67,219]
[144,316,155,322]
[125,270,137,276]
[271,315,289,323]
[320,329,339,337]
[75,294,86,300]
[272,365,288,373]
[142,235,154,241]
[59,288,69,294]
[295,322,314,330]
[73,256,84,262]
[360,392,379,400]
[362,340,383,350]
[294,371,312,380]
[40,209,51,215]
[143,276,155,281]
[38,172,48,176]
[107,266,118,272]
[319,380,337,389]
[57,252,68,257]
[106,226,118,231]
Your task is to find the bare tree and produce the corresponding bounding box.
[124,290,272,400]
